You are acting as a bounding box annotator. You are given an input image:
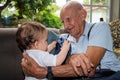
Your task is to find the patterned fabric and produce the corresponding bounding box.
[109,19,120,48]
[109,19,120,60]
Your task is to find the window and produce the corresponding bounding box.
[82,0,110,23]
[56,0,110,23]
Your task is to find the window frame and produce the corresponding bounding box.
[82,0,110,23]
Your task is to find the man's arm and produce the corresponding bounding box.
[68,54,94,76]
[52,64,77,77]
[21,53,78,78]
[21,53,92,78]
[69,46,105,76]
[21,53,47,78]
[86,46,106,75]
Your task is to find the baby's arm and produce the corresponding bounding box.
[47,41,57,53]
[56,40,71,65]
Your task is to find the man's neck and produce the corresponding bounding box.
[75,21,85,42]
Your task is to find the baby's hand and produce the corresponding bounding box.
[61,40,71,51]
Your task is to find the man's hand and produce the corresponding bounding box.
[68,54,94,76]
[21,53,47,78]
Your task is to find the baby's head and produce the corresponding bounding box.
[16,21,48,52]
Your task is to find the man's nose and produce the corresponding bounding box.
[64,25,68,29]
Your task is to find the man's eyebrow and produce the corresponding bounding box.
[61,16,71,23]
[66,16,70,19]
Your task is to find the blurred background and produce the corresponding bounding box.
[0,0,120,28]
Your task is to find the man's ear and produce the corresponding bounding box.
[79,9,87,20]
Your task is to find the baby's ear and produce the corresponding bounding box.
[34,41,38,49]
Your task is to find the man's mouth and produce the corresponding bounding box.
[67,28,72,33]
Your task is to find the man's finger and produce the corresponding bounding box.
[73,63,83,76]
[23,53,37,66]
[81,54,94,74]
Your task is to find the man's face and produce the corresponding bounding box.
[60,8,84,39]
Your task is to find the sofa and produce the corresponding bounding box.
[109,19,120,59]
[0,28,63,80]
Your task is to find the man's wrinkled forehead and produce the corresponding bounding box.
[62,1,83,12]
[60,6,74,18]
[60,9,73,21]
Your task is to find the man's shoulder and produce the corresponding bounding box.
[95,22,109,27]
[90,22,110,32]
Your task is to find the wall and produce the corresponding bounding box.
[110,0,120,21]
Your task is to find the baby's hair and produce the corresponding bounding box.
[16,21,47,52]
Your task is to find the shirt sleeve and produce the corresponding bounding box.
[27,51,57,67]
[88,22,113,51]
[40,52,57,66]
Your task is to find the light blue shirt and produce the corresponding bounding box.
[59,22,120,71]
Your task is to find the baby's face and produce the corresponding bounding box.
[36,31,48,51]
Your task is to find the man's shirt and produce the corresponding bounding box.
[59,22,120,71]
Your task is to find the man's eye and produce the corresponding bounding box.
[66,18,70,22]
[61,17,71,23]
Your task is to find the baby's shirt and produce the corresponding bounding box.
[25,50,57,80]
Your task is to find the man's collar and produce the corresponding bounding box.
[67,34,76,42]
[66,22,93,42]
